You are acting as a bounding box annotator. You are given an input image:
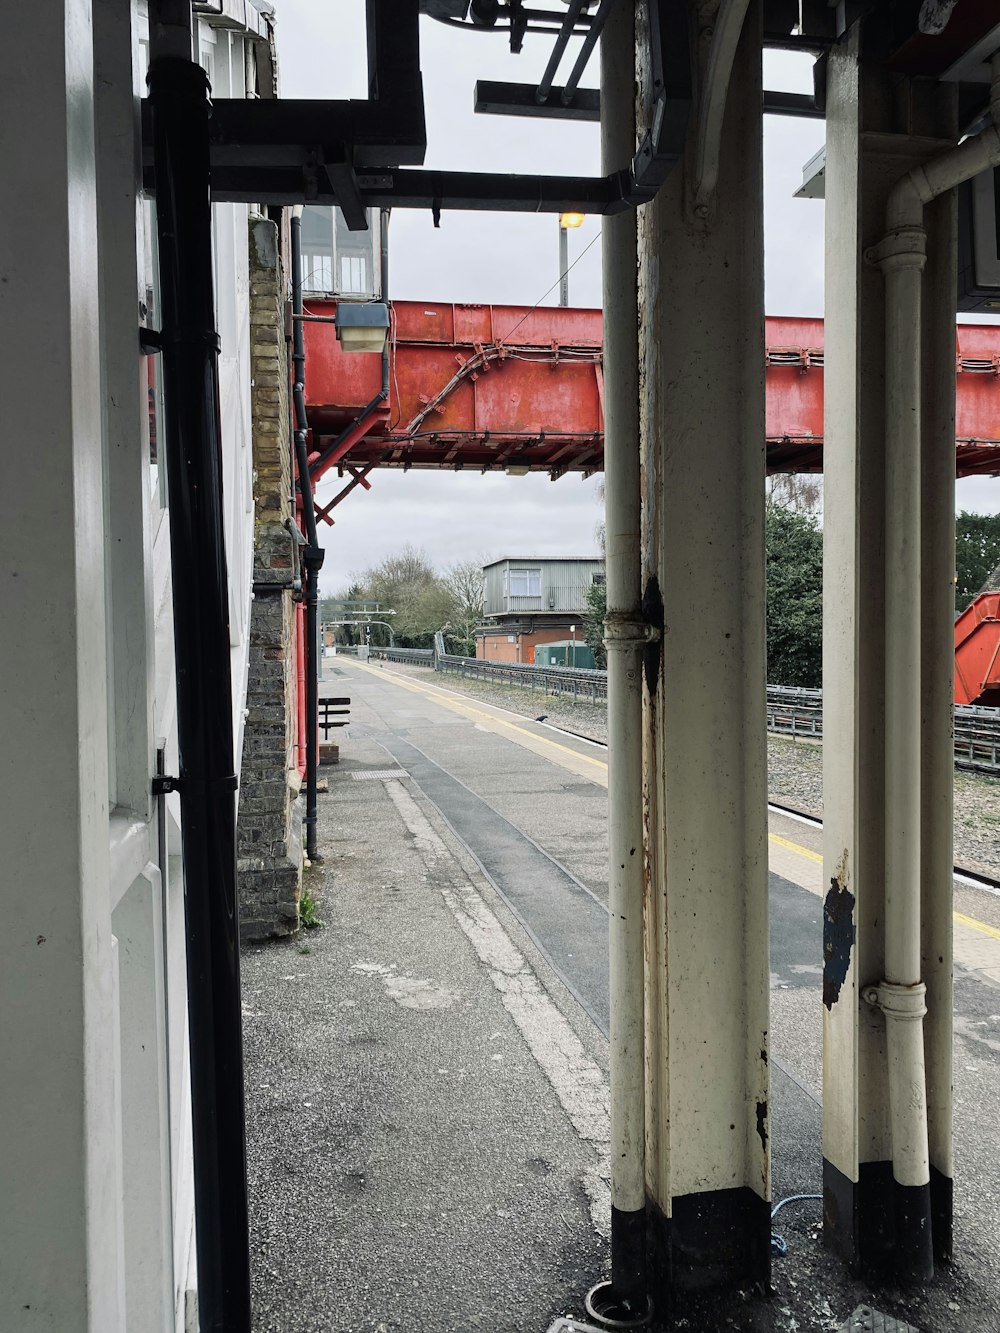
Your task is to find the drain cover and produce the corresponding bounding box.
[840,1307,922,1333]
[547,1320,608,1333]
[351,769,408,781]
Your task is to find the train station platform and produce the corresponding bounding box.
[241,659,1000,1332]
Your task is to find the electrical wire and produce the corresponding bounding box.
[770,1193,822,1257]
[498,228,602,343]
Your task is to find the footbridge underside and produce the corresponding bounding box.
[302,304,1000,513]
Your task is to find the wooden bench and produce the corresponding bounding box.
[318,696,350,766]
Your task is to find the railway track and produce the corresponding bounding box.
[533,719,1000,895]
[370,653,1000,778]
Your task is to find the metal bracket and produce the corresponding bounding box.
[151,773,239,796]
[861,979,927,1019]
[623,0,693,206]
[604,613,662,648]
[139,326,163,355]
[864,228,927,270]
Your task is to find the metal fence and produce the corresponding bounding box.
[766,686,1000,777]
[363,651,1000,775]
[436,653,608,702]
[369,646,434,664]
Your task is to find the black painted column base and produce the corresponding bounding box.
[824,1158,949,1280]
[611,1205,646,1303]
[646,1188,771,1296]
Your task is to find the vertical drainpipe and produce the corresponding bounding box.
[866,55,1000,1281]
[290,208,324,862]
[147,4,252,1327]
[598,0,650,1317]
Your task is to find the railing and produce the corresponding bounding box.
[437,653,608,702]
[766,685,824,739]
[766,686,1000,777]
[363,651,1000,776]
[369,646,434,664]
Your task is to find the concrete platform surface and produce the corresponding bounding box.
[242,661,1000,1331]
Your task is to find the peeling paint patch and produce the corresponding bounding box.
[823,849,856,1010]
[756,1099,768,1155]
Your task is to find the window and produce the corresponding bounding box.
[300,205,380,298]
[301,205,335,292]
[509,568,541,597]
[592,572,605,585]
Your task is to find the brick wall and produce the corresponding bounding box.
[237,217,302,940]
[477,624,576,664]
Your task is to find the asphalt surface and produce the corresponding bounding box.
[242,659,1000,1331]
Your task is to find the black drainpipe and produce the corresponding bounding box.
[379,207,391,397]
[290,211,325,862]
[147,51,251,1333]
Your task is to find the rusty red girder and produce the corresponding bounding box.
[955,585,1000,707]
[301,304,1000,509]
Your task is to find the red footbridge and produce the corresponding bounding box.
[302,302,1000,705]
[302,303,1000,500]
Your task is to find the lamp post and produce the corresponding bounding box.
[559,211,585,306]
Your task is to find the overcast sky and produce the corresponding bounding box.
[274,2,999,593]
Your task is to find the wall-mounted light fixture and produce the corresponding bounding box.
[334,302,390,353]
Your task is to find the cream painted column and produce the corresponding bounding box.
[638,0,770,1293]
[0,1,124,1329]
[919,179,957,1265]
[822,24,956,1273]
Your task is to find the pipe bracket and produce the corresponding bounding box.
[604,613,661,648]
[862,979,927,1020]
[864,228,927,272]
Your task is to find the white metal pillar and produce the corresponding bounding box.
[601,0,648,1311]
[639,0,770,1293]
[0,1,125,1329]
[821,23,956,1276]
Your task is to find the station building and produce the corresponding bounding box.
[476,555,605,663]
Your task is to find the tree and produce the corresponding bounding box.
[442,558,486,656]
[583,578,607,669]
[955,511,1000,612]
[766,473,822,516]
[353,546,453,647]
[765,507,823,687]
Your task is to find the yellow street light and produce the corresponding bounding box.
[558,212,585,306]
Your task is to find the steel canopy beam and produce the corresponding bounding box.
[475,78,601,121]
[140,2,695,215]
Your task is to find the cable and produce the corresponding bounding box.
[498,228,602,343]
[770,1193,822,1257]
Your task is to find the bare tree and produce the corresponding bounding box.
[355,546,451,646]
[442,557,486,656]
[765,472,823,516]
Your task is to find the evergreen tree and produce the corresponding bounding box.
[582,579,607,670]
[955,511,1000,612]
[765,506,823,687]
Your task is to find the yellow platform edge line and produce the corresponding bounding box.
[345,658,608,771]
[345,661,1000,942]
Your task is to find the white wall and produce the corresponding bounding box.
[0,4,261,1329]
